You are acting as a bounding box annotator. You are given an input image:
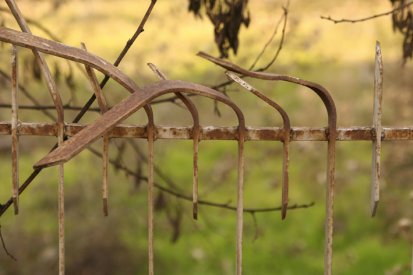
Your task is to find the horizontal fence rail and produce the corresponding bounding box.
[0,122,413,141]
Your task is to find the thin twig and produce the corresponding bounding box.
[81,42,110,216]
[157,183,315,214]
[320,1,413,24]
[127,140,184,192]
[250,212,259,242]
[0,225,17,261]
[0,7,61,41]
[0,69,56,121]
[87,146,315,214]
[255,2,289,72]
[0,103,101,113]
[153,0,289,107]
[249,8,285,70]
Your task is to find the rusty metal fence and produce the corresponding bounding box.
[0,1,413,275]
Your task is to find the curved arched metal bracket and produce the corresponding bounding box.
[81,42,110,216]
[147,63,202,220]
[0,29,245,274]
[0,25,155,272]
[225,71,291,220]
[33,80,247,275]
[197,51,337,275]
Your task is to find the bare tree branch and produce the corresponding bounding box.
[249,10,285,70]
[151,1,290,107]
[0,225,17,261]
[0,103,101,113]
[320,1,413,24]
[255,1,289,72]
[0,68,57,121]
[0,7,61,42]
[88,144,314,214]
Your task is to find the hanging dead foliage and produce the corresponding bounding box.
[188,0,250,58]
[390,0,413,63]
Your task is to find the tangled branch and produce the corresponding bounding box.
[321,0,413,63]
[320,1,413,24]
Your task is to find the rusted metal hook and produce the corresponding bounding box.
[0,28,157,275]
[147,63,202,220]
[82,53,156,272]
[198,51,337,275]
[32,80,246,275]
[4,2,66,273]
[225,72,291,220]
[81,43,110,216]
[0,30,244,273]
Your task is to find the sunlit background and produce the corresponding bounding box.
[0,0,413,274]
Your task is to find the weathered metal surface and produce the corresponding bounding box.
[5,0,64,124]
[0,27,140,96]
[4,2,66,273]
[147,63,202,220]
[1,123,413,141]
[32,80,244,165]
[226,72,291,220]
[82,43,110,216]
[29,78,247,275]
[371,41,383,217]
[198,52,337,275]
[57,123,65,275]
[11,45,19,215]
[146,108,155,275]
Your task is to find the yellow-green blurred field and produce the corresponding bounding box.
[1,0,413,274]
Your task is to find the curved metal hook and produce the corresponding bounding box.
[81,43,110,216]
[3,5,66,273]
[0,27,140,95]
[198,51,337,275]
[33,79,246,275]
[225,72,291,220]
[0,27,158,148]
[147,63,202,220]
[5,1,64,124]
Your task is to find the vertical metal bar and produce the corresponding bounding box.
[197,52,337,275]
[192,129,200,219]
[281,141,290,219]
[236,133,245,275]
[81,43,110,216]
[102,136,109,215]
[11,45,19,215]
[147,119,155,275]
[57,122,65,275]
[226,72,291,220]
[371,41,383,217]
[324,133,336,275]
[5,2,65,273]
[146,63,201,220]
